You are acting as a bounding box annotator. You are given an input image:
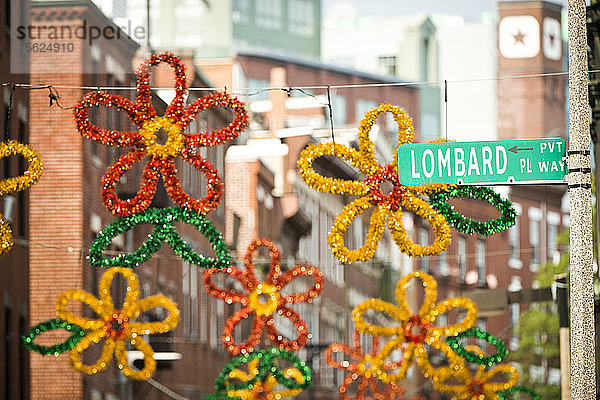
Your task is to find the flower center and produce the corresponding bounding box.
[140,116,184,158]
[365,165,406,211]
[467,379,485,397]
[403,314,430,343]
[248,283,281,316]
[105,310,128,340]
[356,355,383,379]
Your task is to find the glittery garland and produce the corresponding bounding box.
[22,318,85,355]
[74,52,248,216]
[209,348,312,400]
[0,140,43,196]
[326,330,405,400]
[351,271,478,383]
[204,238,323,355]
[433,361,520,399]
[498,386,541,400]
[429,186,516,236]
[297,104,453,263]
[0,140,43,255]
[49,267,179,380]
[88,207,230,269]
[446,327,508,366]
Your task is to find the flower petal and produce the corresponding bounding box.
[161,147,222,214]
[74,91,145,146]
[415,339,466,383]
[426,297,478,340]
[394,271,437,320]
[115,335,157,380]
[297,142,370,195]
[223,307,266,355]
[275,265,323,304]
[244,238,282,284]
[388,192,451,257]
[204,267,251,305]
[353,298,406,338]
[0,217,13,256]
[358,104,414,172]
[181,92,248,146]
[326,343,360,371]
[136,53,187,122]
[101,149,160,216]
[482,364,520,393]
[127,295,179,335]
[56,289,107,331]
[98,267,140,312]
[339,373,368,400]
[265,306,309,352]
[329,197,387,263]
[373,338,413,383]
[69,332,115,375]
[0,141,43,196]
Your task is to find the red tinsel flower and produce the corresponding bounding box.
[326,330,405,400]
[204,238,323,355]
[74,52,248,216]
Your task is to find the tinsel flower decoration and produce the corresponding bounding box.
[352,271,477,383]
[445,327,508,367]
[74,52,248,216]
[206,348,312,400]
[0,140,43,255]
[89,207,229,269]
[428,186,516,236]
[22,318,85,356]
[297,104,451,263]
[54,267,179,380]
[497,386,540,400]
[433,345,519,400]
[326,329,405,400]
[204,238,323,355]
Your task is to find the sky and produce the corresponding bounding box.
[322,0,570,20]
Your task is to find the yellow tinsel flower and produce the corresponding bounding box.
[434,346,520,400]
[0,140,43,255]
[55,267,179,380]
[227,358,305,400]
[352,271,478,383]
[297,104,451,263]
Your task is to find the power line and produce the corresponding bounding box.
[1,69,598,95]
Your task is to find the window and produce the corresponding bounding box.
[458,236,466,284]
[547,211,561,261]
[419,228,430,273]
[476,239,486,288]
[477,319,487,349]
[5,305,12,400]
[510,303,520,350]
[438,250,449,277]
[255,0,282,30]
[378,56,397,75]
[200,283,208,343]
[233,0,250,24]
[529,207,542,269]
[288,0,314,37]
[331,94,347,127]
[355,99,377,125]
[182,261,198,338]
[248,78,270,101]
[509,215,520,260]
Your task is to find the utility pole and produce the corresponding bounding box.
[567,1,595,399]
[587,1,600,398]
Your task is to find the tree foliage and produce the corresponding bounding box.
[511,229,569,399]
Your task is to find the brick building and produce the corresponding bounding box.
[0,0,32,397]
[15,1,243,399]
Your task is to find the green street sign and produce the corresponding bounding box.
[397,138,566,185]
